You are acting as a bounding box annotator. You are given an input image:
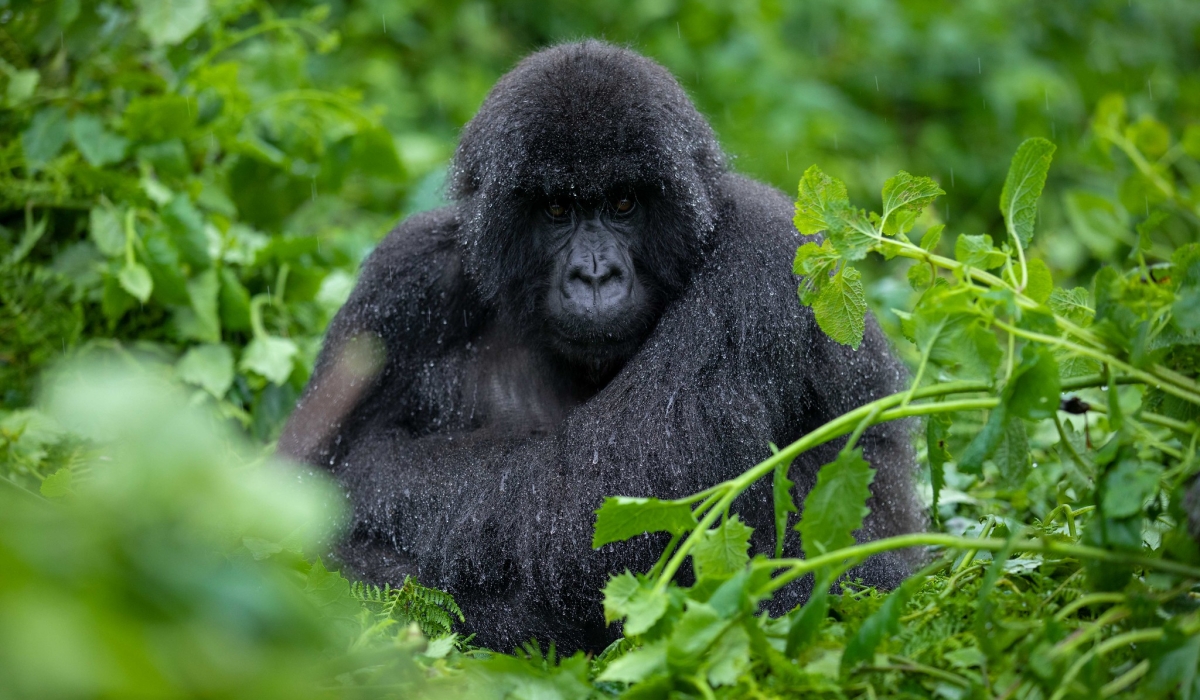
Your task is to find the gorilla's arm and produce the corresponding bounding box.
[278,207,482,465]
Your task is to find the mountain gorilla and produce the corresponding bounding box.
[279,41,923,652]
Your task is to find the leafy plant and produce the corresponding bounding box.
[589,123,1200,697]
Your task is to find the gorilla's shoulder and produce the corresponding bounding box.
[713,173,808,254]
[364,206,463,275]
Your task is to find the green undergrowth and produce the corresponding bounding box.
[4,1,1200,699]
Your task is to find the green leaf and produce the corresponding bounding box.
[797,448,874,557]
[785,571,833,657]
[70,114,128,167]
[667,602,725,672]
[6,69,39,106]
[89,206,126,258]
[1102,459,1161,518]
[593,496,698,548]
[40,468,73,498]
[21,107,70,170]
[602,572,668,636]
[1006,345,1061,421]
[841,575,922,671]
[163,195,212,269]
[705,624,751,687]
[1024,258,1054,303]
[219,268,253,331]
[692,515,753,579]
[826,206,878,261]
[812,265,866,350]
[135,0,209,47]
[240,335,298,385]
[1049,287,1093,327]
[794,165,849,235]
[919,223,944,251]
[881,171,944,232]
[772,457,798,558]
[595,639,667,683]
[173,269,221,343]
[957,403,1007,475]
[911,289,1002,382]
[793,240,839,305]
[118,263,154,303]
[1000,137,1056,248]
[927,412,951,523]
[954,234,1007,270]
[176,343,235,397]
[907,262,933,290]
[1145,629,1200,700]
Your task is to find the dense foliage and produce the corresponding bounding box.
[2,0,1200,698]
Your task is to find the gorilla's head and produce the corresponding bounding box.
[450,41,727,375]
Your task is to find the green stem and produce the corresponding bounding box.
[1053,592,1125,621]
[1049,628,1164,700]
[753,534,1200,595]
[995,319,1200,407]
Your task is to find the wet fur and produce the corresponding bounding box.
[279,41,925,652]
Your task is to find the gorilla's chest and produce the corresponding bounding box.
[409,326,602,437]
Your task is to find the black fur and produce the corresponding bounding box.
[279,41,924,652]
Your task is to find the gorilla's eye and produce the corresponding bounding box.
[547,199,568,219]
[613,197,635,214]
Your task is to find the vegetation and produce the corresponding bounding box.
[2,0,1200,698]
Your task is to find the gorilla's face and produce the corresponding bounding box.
[533,188,659,371]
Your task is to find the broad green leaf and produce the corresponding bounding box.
[135,0,209,47]
[793,240,839,305]
[919,223,944,251]
[102,275,136,323]
[173,269,220,343]
[1000,137,1056,248]
[21,106,70,170]
[692,515,753,579]
[592,496,697,548]
[219,268,253,331]
[118,263,154,303]
[142,226,190,305]
[992,418,1030,486]
[954,234,1007,270]
[812,265,866,349]
[704,624,751,687]
[1145,629,1200,700]
[240,335,298,385]
[881,171,944,231]
[911,289,1002,382]
[957,404,1007,474]
[601,572,668,636]
[176,343,235,397]
[907,262,933,290]
[595,639,666,683]
[1007,345,1061,421]
[123,95,193,142]
[163,195,212,269]
[1023,258,1054,303]
[1127,115,1171,158]
[6,69,39,105]
[667,602,725,671]
[793,165,849,235]
[70,114,128,167]
[40,468,73,498]
[841,575,922,671]
[797,448,874,557]
[1049,287,1093,327]
[351,127,405,180]
[772,457,797,558]
[89,206,126,258]
[1172,245,1200,332]
[1102,459,1161,518]
[825,206,877,261]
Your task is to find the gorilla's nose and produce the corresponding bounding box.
[563,252,630,314]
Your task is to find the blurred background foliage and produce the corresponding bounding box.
[1,0,1200,696]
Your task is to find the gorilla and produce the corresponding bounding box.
[279,41,923,652]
